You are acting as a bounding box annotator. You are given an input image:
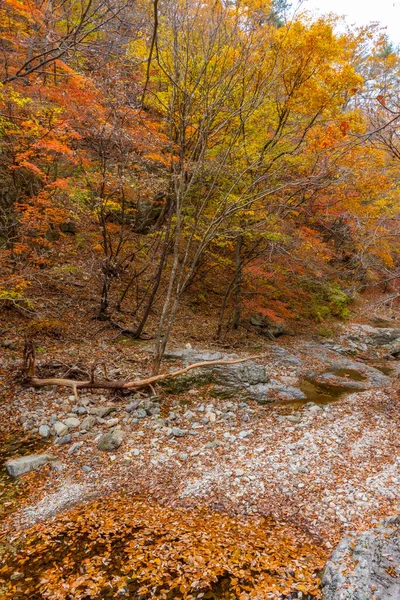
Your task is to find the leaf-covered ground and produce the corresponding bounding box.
[1,495,326,599]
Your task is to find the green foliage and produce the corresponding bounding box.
[0,288,32,310]
[308,283,351,323]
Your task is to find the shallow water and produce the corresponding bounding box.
[330,368,368,382]
[279,367,372,410]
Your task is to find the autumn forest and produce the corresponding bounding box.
[1,0,400,598]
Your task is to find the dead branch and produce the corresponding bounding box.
[23,340,262,398]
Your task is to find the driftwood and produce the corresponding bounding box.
[23,339,261,399]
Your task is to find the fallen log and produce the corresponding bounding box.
[23,340,262,399]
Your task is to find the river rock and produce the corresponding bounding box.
[133,408,147,419]
[81,415,97,431]
[104,417,119,428]
[97,429,125,451]
[38,424,51,438]
[54,421,68,436]
[64,417,80,429]
[170,427,187,437]
[55,434,72,445]
[6,453,56,477]
[88,406,117,418]
[322,516,400,600]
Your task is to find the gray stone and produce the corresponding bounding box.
[5,453,56,477]
[183,410,197,420]
[170,427,186,437]
[73,406,87,415]
[97,429,125,451]
[384,338,400,357]
[105,417,119,428]
[54,421,68,436]
[238,430,252,439]
[133,408,147,419]
[88,406,117,418]
[125,400,139,413]
[38,424,51,439]
[51,461,64,471]
[82,465,92,472]
[248,314,287,338]
[322,516,400,600]
[67,442,83,455]
[64,417,80,429]
[204,440,223,449]
[284,415,302,423]
[164,348,272,400]
[55,434,72,445]
[81,415,97,431]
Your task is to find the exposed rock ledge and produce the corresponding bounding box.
[322,516,400,600]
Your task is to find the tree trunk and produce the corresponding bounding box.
[231,234,243,330]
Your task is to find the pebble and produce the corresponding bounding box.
[64,417,80,428]
[82,465,92,472]
[67,442,83,455]
[205,440,222,448]
[80,416,96,431]
[54,422,68,436]
[55,434,72,445]
[170,427,186,437]
[183,410,197,420]
[38,424,50,438]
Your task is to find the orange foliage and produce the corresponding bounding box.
[0,495,326,599]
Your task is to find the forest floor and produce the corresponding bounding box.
[1,300,400,561]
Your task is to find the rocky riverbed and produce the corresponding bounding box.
[1,321,400,597]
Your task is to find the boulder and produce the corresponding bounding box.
[163,348,271,402]
[309,360,390,392]
[5,453,56,477]
[384,338,400,358]
[97,429,125,451]
[248,314,286,339]
[322,516,400,600]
